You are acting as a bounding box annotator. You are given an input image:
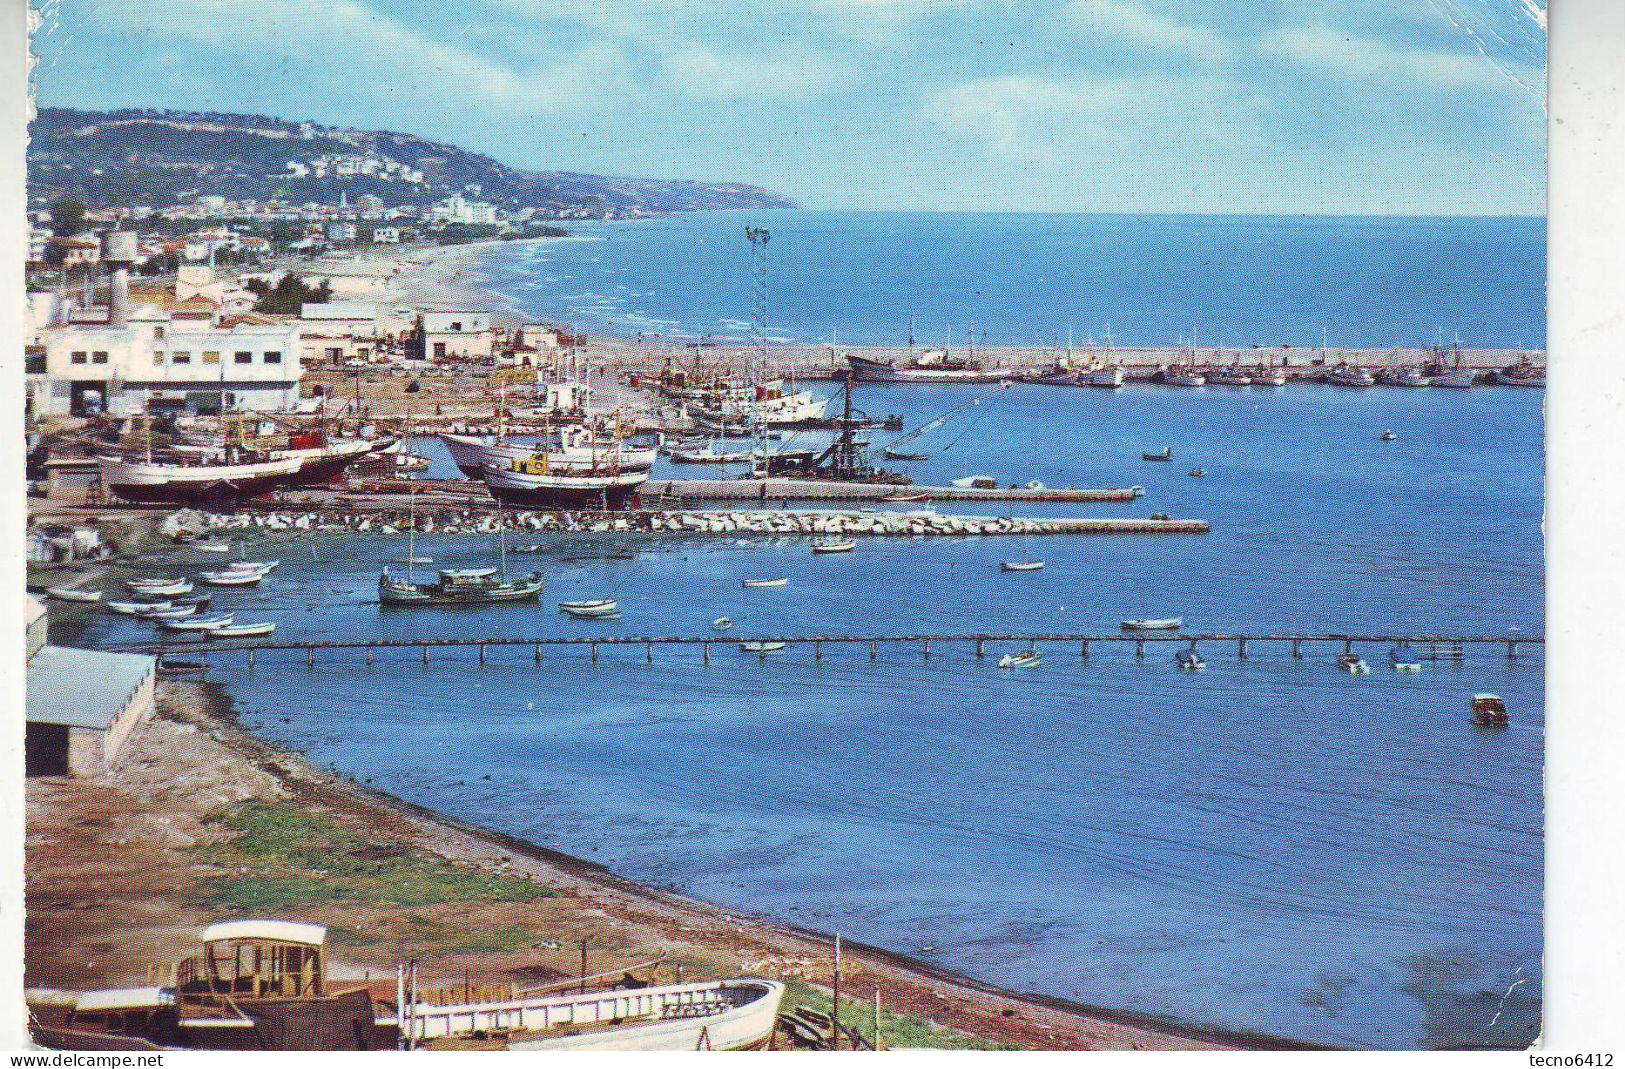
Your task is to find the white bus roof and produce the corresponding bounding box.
[201,920,327,947]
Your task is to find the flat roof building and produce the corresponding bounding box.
[25,598,156,778]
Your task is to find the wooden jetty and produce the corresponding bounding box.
[130,631,1542,663]
[642,478,1146,503]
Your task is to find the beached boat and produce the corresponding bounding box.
[997,650,1042,669]
[1337,652,1371,674]
[811,540,857,554]
[161,614,234,633]
[97,453,303,506]
[1000,559,1044,572]
[1472,692,1509,726]
[1175,648,1206,671]
[46,586,102,604]
[128,578,194,597]
[145,604,200,620]
[483,459,649,509]
[741,641,788,654]
[107,599,167,616]
[212,621,277,638]
[201,569,265,587]
[1389,646,1423,672]
[1142,447,1173,462]
[559,599,620,617]
[1122,617,1183,631]
[379,567,544,606]
[741,577,789,588]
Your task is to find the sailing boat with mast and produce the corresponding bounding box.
[379,486,544,606]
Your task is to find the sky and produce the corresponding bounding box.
[29,0,1547,215]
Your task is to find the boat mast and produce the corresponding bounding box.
[407,483,417,585]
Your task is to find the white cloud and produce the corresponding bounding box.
[1066,0,1233,62]
[659,45,854,101]
[1260,25,1519,92]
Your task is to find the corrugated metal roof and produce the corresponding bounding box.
[26,645,155,730]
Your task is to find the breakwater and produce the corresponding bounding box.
[178,506,1207,538]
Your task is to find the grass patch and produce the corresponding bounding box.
[194,800,555,914]
[779,977,999,1051]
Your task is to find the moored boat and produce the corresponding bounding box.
[1389,645,1423,672]
[161,614,235,633]
[1175,648,1206,671]
[741,577,789,588]
[1337,652,1371,674]
[212,621,277,638]
[997,650,1042,669]
[1142,447,1173,462]
[1472,692,1509,726]
[1122,617,1183,631]
[1087,365,1126,389]
[1435,368,1477,389]
[559,599,620,619]
[46,586,102,603]
[741,641,788,654]
[712,617,733,630]
[811,540,857,554]
[845,350,1011,384]
[1325,365,1376,387]
[379,567,544,606]
[1000,559,1044,572]
[201,569,266,587]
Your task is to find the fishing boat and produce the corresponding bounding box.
[1256,367,1289,387]
[212,621,277,638]
[1325,365,1376,387]
[668,445,750,465]
[97,453,303,506]
[712,617,733,630]
[161,614,235,633]
[200,569,266,587]
[1208,368,1253,386]
[741,641,788,654]
[1142,447,1173,462]
[997,650,1042,669]
[558,599,620,618]
[1163,367,1206,387]
[482,458,649,509]
[1378,367,1432,388]
[379,567,544,606]
[1389,645,1423,672]
[1472,692,1509,727]
[46,586,102,604]
[1087,366,1126,389]
[1122,617,1183,631]
[950,475,999,489]
[845,350,1011,384]
[1175,648,1206,671]
[741,577,789,588]
[440,430,657,479]
[1337,652,1371,674]
[1496,362,1545,387]
[1000,559,1044,572]
[275,432,389,486]
[811,540,856,554]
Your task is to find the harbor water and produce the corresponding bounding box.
[77,383,1544,1049]
[466,211,1547,350]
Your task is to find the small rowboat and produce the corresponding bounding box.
[161,614,234,633]
[1188,468,1206,478]
[997,650,1042,669]
[742,578,789,588]
[1175,648,1206,671]
[1000,560,1044,572]
[1389,646,1423,672]
[195,540,232,553]
[741,641,787,654]
[1143,447,1173,462]
[713,617,734,630]
[47,586,102,603]
[230,560,280,572]
[128,578,193,596]
[1122,617,1183,631]
[1380,429,1399,442]
[1337,653,1371,674]
[155,658,208,678]
[108,600,167,616]
[145,604,199,620]
[811,540,856,554]
[1472,693,1509,727]
[559,599,621,618]
[201,570,266,587]
[882,490,931,502]
[211,621,277,638]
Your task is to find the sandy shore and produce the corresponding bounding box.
[24,656,1261,1049]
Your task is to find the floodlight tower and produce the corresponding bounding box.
[745,226,770,379]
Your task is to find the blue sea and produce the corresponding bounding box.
[73,213,1545,1049]
[467,211,1547,349]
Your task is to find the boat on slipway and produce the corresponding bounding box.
[482,458,649,509]
[440,428,657,480]
[97,453,303,506]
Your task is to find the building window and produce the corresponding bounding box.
[327,347,342,359]
[264,350,282,364]
[173,351,191,364]
[154,352,165,365]
[91,351,109,365]
[450,322,463,331]
[25,353,45,375]
[70,351,87,365]
[234,351,253,364]
[202,351,221,365]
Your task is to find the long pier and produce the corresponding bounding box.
[641,479,1145,503]
[136,631,1541,662]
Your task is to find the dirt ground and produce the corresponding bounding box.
[24,679,1236,1051]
